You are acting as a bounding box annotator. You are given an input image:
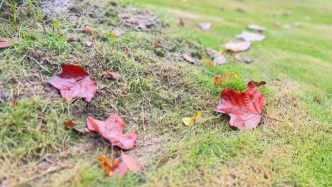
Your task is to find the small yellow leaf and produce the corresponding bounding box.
[182,111,201,126]
[222,72,238,80]
[200,59,214,66]
[108,32,117,37]
[213,76,222,85]
[219,48,223,54]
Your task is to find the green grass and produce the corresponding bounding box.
[1,0,332,186]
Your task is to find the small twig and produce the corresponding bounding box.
[262,115,293,127]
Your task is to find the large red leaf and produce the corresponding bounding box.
[214,81,266,130]
[48,65,97,102]
[87,114,137,150]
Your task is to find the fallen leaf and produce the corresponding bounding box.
[182,111,201,126]
[314,97,321,104]
[214,81,266,129]
[98,155,128,177]
[0,38,20,49]
[243,56,253,63]
[67,38,75,42]
[206,48,226,64]
[222,73,238,79]
[223,41,251,52]
[83,26,97,35]
[86,40,94,47]
[236,31,265,42]
[63,120,86,133]
[247,24,266,32]
[125,49,131,56]
[179,18,185,26]
[199,23,211,31]
[234,53,242,61]
[121,151,144,173]
[48,64,97,102]
[108,32,117,37]
[200,59,214,66]
[253,81,266,87]
[35,124,43,132]
[9,99,18,107]
[0,88,10,101]
[119,10,157,31]
[154,44,164,49]
[87,114,137,150]
[103,71,122,81]
[183,54,195,64]
[213,76,223,85]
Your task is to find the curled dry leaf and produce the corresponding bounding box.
[154,44,164,49]
[67,38,75,43]
[223,41,251,52]
[87,114,137,150]
[86,40,94,47]
[9,99,18,107]
[0,38,20,49]
[108,32,117,37]
[214,81,266,130]
[314,97,321,104]
[213,76,222,85]
[200,59,214,66]
[98,152,143,178]
[236,31,265,42]
[48,64,97,102]
[247,24,266,32]
[83,26,97,35]
[183,54,195,64]
[98,155,128,177]
[253,81,266,87]
[182,111,201,126]
[206,48,226,64]
[103,71,122,81]
[199,23,211,31]
[63,120,85,133]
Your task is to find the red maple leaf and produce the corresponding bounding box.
[87,114,137,150]
[48,65,97,102]
[214,81,266,130]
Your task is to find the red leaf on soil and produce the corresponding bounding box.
[179,18,185,26]
[154,44,164,49]
[0,38,20,49]
[48,65,97,102]
[87,114,137,150]
[214,81,266,130]
[67,38,75,42]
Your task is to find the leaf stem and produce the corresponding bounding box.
[262,115,293,127]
